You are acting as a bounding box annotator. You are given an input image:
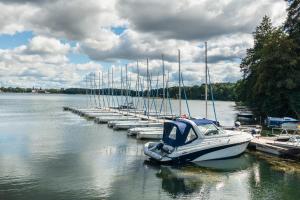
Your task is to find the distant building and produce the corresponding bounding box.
[31,87,46,93]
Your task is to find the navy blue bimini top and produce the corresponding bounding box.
[162,119,215,147]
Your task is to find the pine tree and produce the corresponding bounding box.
[238,15,299,118]
[284,0,300,45]
[284,0,300,118]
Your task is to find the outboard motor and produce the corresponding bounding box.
[251,129,257,135]
[235,121,241,128]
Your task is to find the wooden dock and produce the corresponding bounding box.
[63,106,167,140]
[249,137,300,160]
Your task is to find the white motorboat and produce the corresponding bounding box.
[113,121,162,130]
[144,118,253,163]
[136,130,163,140]
[128,127,163,136]
[96,116,139,124]
[271,135,300,149]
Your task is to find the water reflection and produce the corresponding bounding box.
[192,153,254,172]
[155,165,205,197]
[1,94,300,200]
[143,154,254,199]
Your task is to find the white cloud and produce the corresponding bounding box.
[26,36,70,55]
[0,0,288,88]
[81,29,202,63]
[0,36,71,65]
[0,2,37,34]
[0,36,102,88]
[117,0,287,40]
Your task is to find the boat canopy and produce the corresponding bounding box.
[266,117,299,128]
[162,119,215,147]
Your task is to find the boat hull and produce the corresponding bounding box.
[144,141,250,163]
[192,141,249,162]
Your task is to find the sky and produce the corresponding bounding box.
[0,0,288,89]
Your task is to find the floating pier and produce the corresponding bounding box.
[249,137,300,160]
[63,106,166,142]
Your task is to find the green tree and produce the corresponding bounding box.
[284,0,300,46]
[284,0,300,117]
[239,15,299,118]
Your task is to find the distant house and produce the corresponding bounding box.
[31,87,46,93]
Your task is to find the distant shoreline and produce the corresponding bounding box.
[0,83,238,101]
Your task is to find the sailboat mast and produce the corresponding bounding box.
[147,58,150,118]
[137,60,140,111]
[162,54,166,117]
[101,71,106,108]
[121,66,124,105]
[90,74,93,106]
[120,65,123,107]
[98,71,101,108]
[92,73,97,107]
[126,64,128,104]
[205,42,208,118]
[178,49,182,117]
[112,66,114,108]
[85,75,88,107]
[107,69,111,108]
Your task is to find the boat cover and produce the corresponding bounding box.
[266,117,299,128]
[162,119,214,147]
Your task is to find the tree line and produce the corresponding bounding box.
[0,83,238,101]
[236,0,300,118]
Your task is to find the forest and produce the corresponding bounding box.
[236,0,299,118]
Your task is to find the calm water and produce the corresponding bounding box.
[0,93,299,200]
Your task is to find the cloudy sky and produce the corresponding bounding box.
[0,0,287,88]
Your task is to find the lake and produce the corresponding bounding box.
[0,93,299,200]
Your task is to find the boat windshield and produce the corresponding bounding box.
[169,126,177,140]
[197,123,224,136]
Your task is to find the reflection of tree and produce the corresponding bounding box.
[248,159,300,200]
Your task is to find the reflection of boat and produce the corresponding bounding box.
[143,161,204,196]
[144,118,253,163]
[156,166,203,196]
[192,153,253,171]
[144,154,253,196]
